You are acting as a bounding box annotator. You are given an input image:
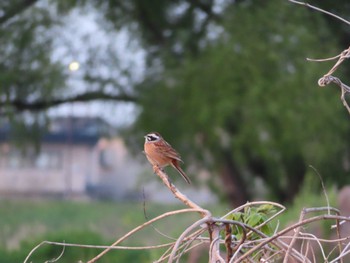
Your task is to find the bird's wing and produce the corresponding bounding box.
[154,141,183,162]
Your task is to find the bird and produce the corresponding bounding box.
[144,132,191,184]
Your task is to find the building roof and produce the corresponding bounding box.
[0,117,112,145]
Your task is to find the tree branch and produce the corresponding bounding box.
[0,0,39,25]
[1,91,137,112]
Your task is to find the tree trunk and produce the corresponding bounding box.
[283,154,306,203]
[219,150,249,207]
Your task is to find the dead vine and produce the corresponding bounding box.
[24,167,350,262]
[289,0,350,115]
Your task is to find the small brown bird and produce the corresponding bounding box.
[144,132,191,184]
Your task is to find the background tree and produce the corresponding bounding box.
[0,0,138,115]
[130,1,350,205]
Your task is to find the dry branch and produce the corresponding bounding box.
[86,208,205,263]
[289,0,350,116]
[24,198,350,262]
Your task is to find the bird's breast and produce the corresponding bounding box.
[144,143,170,167]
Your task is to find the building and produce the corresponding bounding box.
[0,117,141,199]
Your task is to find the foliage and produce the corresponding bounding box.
[223,204,280,261]
[131,0,350,204]
[228,204,277,240]
[0,0,137,132]
[0,1,65,111]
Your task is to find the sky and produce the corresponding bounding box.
[48,5,145,128]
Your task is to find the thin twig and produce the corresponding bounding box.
[288,0,350,26]
[24,241,65,263]
[46,244,65,263]
[330,241,350,263]
[307,53,341,62]
[156,236,209,262]
[24,241,47,263]
[143,190,178,241]
[235,214,350,262]
[309,165,330,214]
[229,243,245,263]
[299,231,327,261]
[168,216,212,262]
[278,234,350,244]
[87,208,204,263]
[283,208,306,263]
[289,0,350,115]
[319,75,350,115]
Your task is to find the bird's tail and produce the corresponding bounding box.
[172,161,191,184]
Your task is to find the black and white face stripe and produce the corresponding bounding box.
[145,133,160,142]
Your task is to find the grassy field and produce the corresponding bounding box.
[0,199,227,262]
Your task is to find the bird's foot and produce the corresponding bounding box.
[152,165,163,174]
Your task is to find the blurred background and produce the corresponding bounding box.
[1,0,350,262]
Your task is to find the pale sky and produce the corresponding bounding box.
[48,6,145,128]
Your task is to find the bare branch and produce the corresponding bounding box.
[319,75,350,115]
[288,0,350,26]
[289,1,350,115]
[0,0,39,25]
[1,91,137,113]
[152,165,211,217]
[169,217,214,262]
[235,214,350,262]
[87,208,205,263]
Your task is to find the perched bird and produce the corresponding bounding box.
[144,132,191,184]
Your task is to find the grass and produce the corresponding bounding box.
[0,198,228,262]
[0,200,191,247]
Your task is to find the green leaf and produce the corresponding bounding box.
[227,212,243,221]
[257,204,275,214]
[246,213,263,227]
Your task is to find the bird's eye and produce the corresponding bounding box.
[147,134,159,141]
